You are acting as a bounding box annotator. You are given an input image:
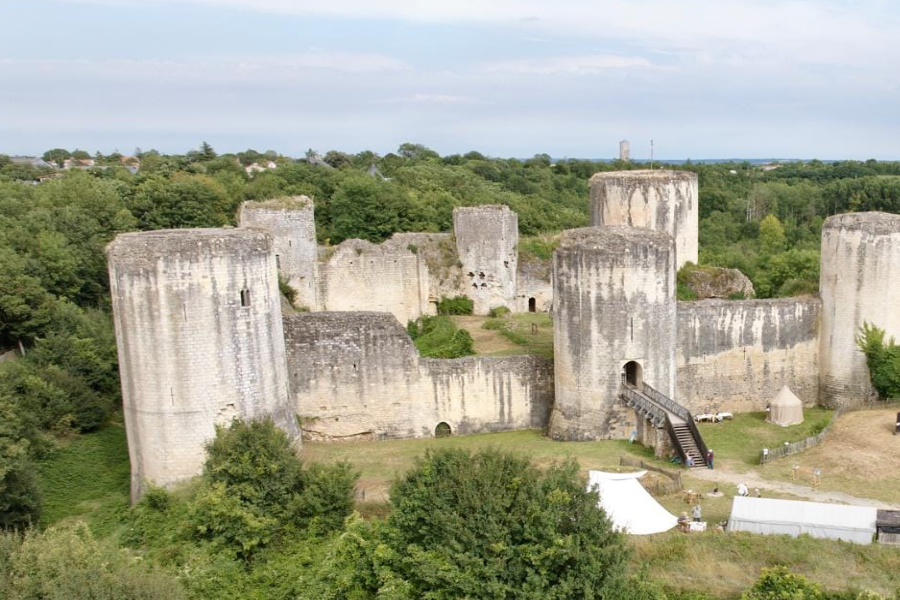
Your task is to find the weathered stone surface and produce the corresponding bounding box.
[590,170,699,269]
[550,226,677,441]
[819,212,900,408]
[682,266,754,299]
[453,206,518,315]
[238,196,318,310]
[107,228,300,502]
[676,298,820,415]
[284,312,553,441]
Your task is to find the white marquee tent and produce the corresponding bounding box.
[728,496,877,545]
[587,470,678,535]
[768,385,804,426]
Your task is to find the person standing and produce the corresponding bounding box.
[692,503,702,522]
[706,448,714,470]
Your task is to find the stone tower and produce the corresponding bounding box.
[107,229,301,501]
[549,226,677,441]
[819,212,900,408]
[239,196,318,310]
[619,140,630,162]
[453,205,518,315]
[589,170,698,269]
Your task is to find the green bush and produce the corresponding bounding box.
[488,306,510,318]
[306,448,636,599]
[742,566,822,600]
[278,272,298,308]
[408,316,475,358]
[857,322,900,400]
[436,295,474,316]
[1,524,185,600]
[187,419,357,558]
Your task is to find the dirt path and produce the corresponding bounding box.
[688,466,900,509]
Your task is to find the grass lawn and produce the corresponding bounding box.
[697,408,834,467]
[35,424,131,535]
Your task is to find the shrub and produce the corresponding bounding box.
[307,448,635,599]
[408,316,474,358]
[2,524,185,600]
[857,322,900,400]
[278,273,298,308]
[188,419,357,558]
[436,295,474,316]
[488,306,510,318]
[742,566,822,600]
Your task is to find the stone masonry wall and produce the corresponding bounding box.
[590,170,699,269]
[676,298,820,414]
[284,312,553,441]
[107,229,300,501]
[819,212,900,408]
[238,196,318,310]
[317,239,432,324]
[453,206,518,315]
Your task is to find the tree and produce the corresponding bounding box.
[0,395,41,529]
[41,149,70,167]
[198,141,217,162]
[328,175,412,243]
[857,322,900,400]
[397,142,439,161]
[758,214,786,255]
[70,149,91,160]
[307,448,636,599]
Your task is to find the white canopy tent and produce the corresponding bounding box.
[768,385,804,426]
[728,496,877,545]
[587,470,678,535]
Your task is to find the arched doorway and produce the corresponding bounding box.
[435,422,452,438]
[623,361,643,389]
[528,297,536,313]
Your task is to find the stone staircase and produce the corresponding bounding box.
[621,382,709,469]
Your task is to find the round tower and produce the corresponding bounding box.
[107,228,301,501]
[590,170,698,269]
[549,226,677,441]
[239,196,318,310]
[819,212,900,408]
[452,205,518,315]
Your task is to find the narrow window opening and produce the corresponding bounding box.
[240,289,251,307]
[275,254,281,269]
[630,317,634,341]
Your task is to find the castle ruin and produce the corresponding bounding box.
[106,172,900,500]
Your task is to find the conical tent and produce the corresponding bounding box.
[768,386,803,426]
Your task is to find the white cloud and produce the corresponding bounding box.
[483,55,657,75]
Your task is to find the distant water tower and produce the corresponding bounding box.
[619,140,630,162]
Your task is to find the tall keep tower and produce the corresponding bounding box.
[590,170,698,269]
[453,205,518,315]
[107,229,301,501]
[549,226,677,441]
[619,140,630,162]
[819,212,900,408]
[239,196,318,310]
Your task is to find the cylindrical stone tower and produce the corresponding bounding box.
[549,226,677,441]
[590,170,698,269]
[453,205,518,315]
[819,212,900,408]
[107,228,301,501]
[239,196,318,310]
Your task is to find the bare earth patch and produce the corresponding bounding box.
[450,315,521,355]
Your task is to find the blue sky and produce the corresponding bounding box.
[2,0,900,159]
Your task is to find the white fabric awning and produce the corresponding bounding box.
[728,496,877,545]
[587,470,678,535]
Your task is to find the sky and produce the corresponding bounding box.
[2,0,900,159]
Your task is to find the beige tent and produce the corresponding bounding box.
[768,386,803,426]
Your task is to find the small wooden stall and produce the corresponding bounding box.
[876,510,900,546]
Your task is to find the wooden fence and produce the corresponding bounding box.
[758,399,900,464]
[619,457,683,496]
